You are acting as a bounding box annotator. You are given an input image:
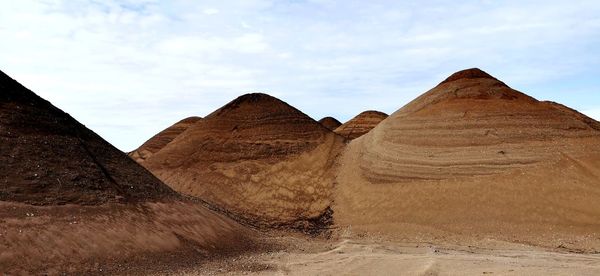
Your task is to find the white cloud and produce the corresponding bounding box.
[157,33,268,56]
[203,8,219,15]
[1,0,599,150]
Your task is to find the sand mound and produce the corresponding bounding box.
[334,68,600,250]
[143,93,345,230]
[129,116,202,163]
[0,70,175,205]
[334,110,388,140]
[0,70,257,273]
[318,116,342,131]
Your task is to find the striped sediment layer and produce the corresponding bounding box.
[334,68,600,251]
[143,93,345,231]
[334,111,388,140]
[129,116,202,163]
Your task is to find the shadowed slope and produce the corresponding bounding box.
[0,70,259,274]
[334,68,600,250]
[144,93,345,230]
[0,70,175,205]
[129,116,202,163]
[334,111,388,140]
[318,116,342,131]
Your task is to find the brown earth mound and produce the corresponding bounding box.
[0,70,258,273]
[334,68,600,251]
[0,70,175,205]
[143,93,345,231]
[334,110,388,140]
[129,116,202,163]
[318,116,342,131]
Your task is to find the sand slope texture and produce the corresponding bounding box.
[143,93,345,231]
[0,70,255,274]
[334,68,600,251]
[334,110,388,140]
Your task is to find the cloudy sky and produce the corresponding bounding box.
[1,0,599,151]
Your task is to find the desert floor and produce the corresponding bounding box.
[145,233,600,276]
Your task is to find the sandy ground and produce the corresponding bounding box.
[167,235,600,276]
[0,201,261,275]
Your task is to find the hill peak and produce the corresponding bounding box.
[226,92,280,105]
[209,93,301,118]
[356,110,388,118]
[439,68,503,85]
[396,68,531,111]
[318,116,342,131]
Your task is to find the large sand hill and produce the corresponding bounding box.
[143,93,345,231]
[4,68,600,274]
[334,68,600,251]
[0,70,257,274]
[0,70,174,205]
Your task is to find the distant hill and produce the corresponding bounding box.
[334,110,387,140]
[129,116,202,163]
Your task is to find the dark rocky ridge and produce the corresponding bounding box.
[0,70,175,205]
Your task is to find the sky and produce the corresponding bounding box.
[1,0,599,151]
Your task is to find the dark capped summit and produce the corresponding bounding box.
[439,68,504,85]
[318,116,342,131]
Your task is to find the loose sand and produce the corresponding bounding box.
[149,234,600,275]
[0,200,260,274]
